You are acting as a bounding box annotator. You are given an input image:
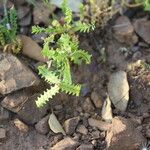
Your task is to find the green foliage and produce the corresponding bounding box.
[32,0,95,107]
[115,0,150,11]
[0,6,22,53]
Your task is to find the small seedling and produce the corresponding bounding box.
[0,1,22,53]
[32,0,95,107]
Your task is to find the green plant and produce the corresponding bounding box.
[114,0,150,11]
[32,0,95,107]
[0,1,22,53]
[79,0,115,28]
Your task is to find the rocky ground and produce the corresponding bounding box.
[0,0,150,150]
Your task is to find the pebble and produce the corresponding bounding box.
[64,117,80,135]
[35,115,49,135]
[91,92,102,108]
[51,137,80,150]
[82,98,95,113]
[108,71,129,112]
[20,35,48,62]
[90,130,100,140]
[113,16,138,45]
[76,125,88,135]
[13,118,29,133]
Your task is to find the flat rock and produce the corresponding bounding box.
[20,35,48,62]
[91,92,102,108]
[0,128,6,141]
[0,53,40,95]
[17,94,49,125]
[108,71,129,112]
[50,137,80,150]
[106,117,145,150]
[35,115,49,135]
[113,16,138,45]
[133,18,150,44]
[64,117,80,135]
[1,90,31,113]
[76,144,94,150]
[88,118,111,131]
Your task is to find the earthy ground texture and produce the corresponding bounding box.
[0,0,150,150]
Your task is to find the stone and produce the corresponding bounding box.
[50,137,80,150]
[76,144,94,150]
[13,118,29,133]
[88,118,111,131]
[19,13,32,26]
[76,125,88,135]
[64,117,80,135]
[0,128,6,141]
[33,1,55,25]
[20,35,48,62]
[17,94,49,125]
[17,6,30,20]
[82,98,95,113]
[91,92,102,108]
[108,71,129,112]
[106,117,145,150]
[0,53,40,95]
[133,18,150,44]
[90,130,100,140]
[113,16,138,45]
[1,90,31,113]
[35,115,49,135]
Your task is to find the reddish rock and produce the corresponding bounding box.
[106,117,145,150]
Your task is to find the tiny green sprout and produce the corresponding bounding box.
[0,3,22,54]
